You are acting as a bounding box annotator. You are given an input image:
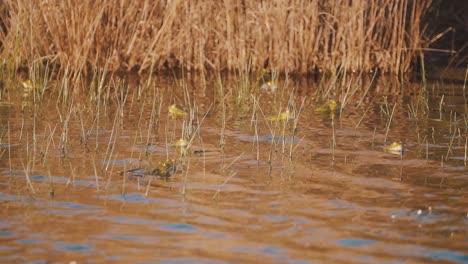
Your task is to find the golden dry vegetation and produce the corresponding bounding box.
[0,0,431,76]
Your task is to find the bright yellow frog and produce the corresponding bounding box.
[169,104,188,118]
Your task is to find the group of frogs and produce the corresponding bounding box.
[123,69,404,178]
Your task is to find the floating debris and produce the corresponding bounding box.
[168,104,187,118]
[384,142,405,155]
[193,149,206,156]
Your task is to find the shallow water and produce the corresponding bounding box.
[1,75,468,263]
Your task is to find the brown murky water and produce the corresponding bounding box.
[1,75,467,263]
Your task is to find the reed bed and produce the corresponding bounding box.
[2,64,468,197]
[0,0,431,77]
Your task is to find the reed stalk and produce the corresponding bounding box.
[384,103,397,143]
[464,137,467,167]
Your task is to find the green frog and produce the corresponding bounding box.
[384,142,405,155]
[123,159,177,178]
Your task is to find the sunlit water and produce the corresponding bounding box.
[1,75,467,263]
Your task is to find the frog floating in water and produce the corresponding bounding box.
[149,159,177,177]
[258,68,274,82]
[172,138,188,148]
[168,104,187,118]
[258,67,278,93]
[172,138,190,155]
[268,109,293,122]
[123,159,177,178]
[316,99,341,115]
[260,81,278,93]
[384,142,405,155]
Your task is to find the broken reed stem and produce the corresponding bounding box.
[22,160,35,194]
[145,91,159,151]
[250,95,260,161]
[145,176,152,197]
[92,158,100,192]
[438,94,444,120]
[426,138,429,162]
[181,156,191,195]
[19,134,35,193]
[464,137,467,167]
[440,155,445,187]
[372,127,377,148]
[289,97,306,158]
[218,76,226,153]
[104,109,120,171]
[445,128,457,161]
[213,153,244,199]
[355,72,377,109]
[384,103,397,144]
[42,124,58,167]
[355,96,376,129]
[331,113,336,162]
[8,121,12,174]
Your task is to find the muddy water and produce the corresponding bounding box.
[1,75,467,263]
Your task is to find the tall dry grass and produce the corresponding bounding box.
[0,0,431,76]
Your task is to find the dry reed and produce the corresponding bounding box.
[0,0,432,77]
